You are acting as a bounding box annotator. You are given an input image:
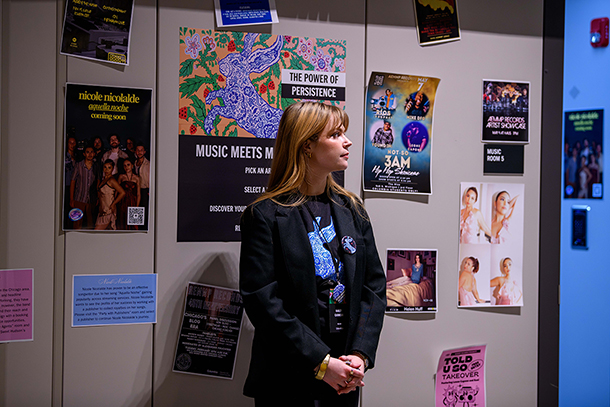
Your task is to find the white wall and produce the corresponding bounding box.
[0,0,58,405]
[364,2,542,406]
[0,1,543,406]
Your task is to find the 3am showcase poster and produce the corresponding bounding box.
[363,72,440,195]
[177,29,347,242]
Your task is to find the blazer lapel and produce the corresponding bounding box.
[276,205,318,311]
[330,194,359,298]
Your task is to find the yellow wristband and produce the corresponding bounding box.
[315,354,331,380]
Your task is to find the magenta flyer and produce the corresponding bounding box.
[0,269,33,342]
[436,345,486,407]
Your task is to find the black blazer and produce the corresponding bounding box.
[239,191,386,398]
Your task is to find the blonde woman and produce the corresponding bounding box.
[94,160,125,230]
[490,257,522,305]
[240,102,386,406]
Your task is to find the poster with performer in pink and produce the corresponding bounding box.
[435,345,486,407]
[0,269,33,342]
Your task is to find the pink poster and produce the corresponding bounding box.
[0,269,33,342]
[435,345,486,407]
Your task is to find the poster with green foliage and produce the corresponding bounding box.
[177,29,347,241]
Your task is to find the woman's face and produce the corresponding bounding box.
[502,259,512,274]
[464,259,474,272]
[415,254,421,264]
[496,192,510,215]
[103,163,113,175]
[464,189,477,207]
[124,160,133,173]
[307,118,352,175]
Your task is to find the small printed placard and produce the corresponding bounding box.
[72,274,157,327]
[483,144,524,174]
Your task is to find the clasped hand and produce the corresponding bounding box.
[322,355,366,395]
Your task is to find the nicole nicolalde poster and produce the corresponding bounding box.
[63,83,152,232]
[177,29,347,241]
[363,72,440,195]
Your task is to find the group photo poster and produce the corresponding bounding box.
[458,182,525,307]
[435,345,486,407]
[363,72,441,194]
[60,0,134,65]
[563,109,603,199]
[214,0,278,27]
[0,269,33,343]
[173,283,244,379]
[63,83,152,232]
[482,80,529,143]
[413,0,460,46]
[385,249,437,313]
[178,28,347,241]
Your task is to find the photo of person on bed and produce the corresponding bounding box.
[386,249,437,312]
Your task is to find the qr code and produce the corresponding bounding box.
[127,207,145,226]
[592,183,602,198]
[373,75,384,86]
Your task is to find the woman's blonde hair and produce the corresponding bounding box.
[252,102,362,209]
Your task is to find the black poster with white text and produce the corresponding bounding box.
[177,136,274,242]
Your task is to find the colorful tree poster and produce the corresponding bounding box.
[177,29,347,241]
[363,72,440,194]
